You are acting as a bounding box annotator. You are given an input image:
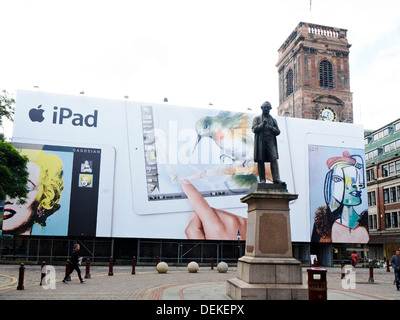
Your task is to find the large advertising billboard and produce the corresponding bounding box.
[4,90,368,243]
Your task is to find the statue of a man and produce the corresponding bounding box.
[252,101,284,184]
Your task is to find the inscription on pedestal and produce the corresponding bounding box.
[259,213,288,255]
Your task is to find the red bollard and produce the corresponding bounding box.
[386,259,391,272]
[85,258,91,279]
[210,257,214,270]
[40,261,46,286]
[341,261,345,279]
[17,263,25,290]
[156,256,160,265]
[108,256,114,276]
[368,263,374,283]
[132,256,136,275]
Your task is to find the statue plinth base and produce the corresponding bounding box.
[227,184,308,300]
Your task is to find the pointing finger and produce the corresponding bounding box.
[181,179,220,232]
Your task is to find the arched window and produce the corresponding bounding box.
[319,60,333,88]
[286,69,293,97]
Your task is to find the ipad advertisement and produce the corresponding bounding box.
[6,90,367,242]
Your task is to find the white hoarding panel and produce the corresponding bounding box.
[5,90,367,242]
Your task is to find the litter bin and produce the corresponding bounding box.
[307,267,327,300]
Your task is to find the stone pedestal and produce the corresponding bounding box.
[227,183,308,300]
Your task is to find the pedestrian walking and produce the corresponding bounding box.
[63,243,86,284]
[390,248,400,291]
[351,251,359,269]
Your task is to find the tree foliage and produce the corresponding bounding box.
[0,136,29,203]
[0,89,15,127]
[0,90,29,203]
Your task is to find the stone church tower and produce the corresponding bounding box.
[276,22,353,123]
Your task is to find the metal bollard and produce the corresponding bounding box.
[65,259,71,281]
[85,258,91,279]
[210,257,214,270]
[386,259,390,272]
[40,261,46,286]
[368,263,374,283]
[108,256,114,276]
[156,256,160,265]
[307,267,327,300]
[341,261,345,279]
[17,263,25,290]
[131,256,136,275]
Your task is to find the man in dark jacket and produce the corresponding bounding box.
[252,101,283,184]
[391,248,400,291]
[62,243,85,283]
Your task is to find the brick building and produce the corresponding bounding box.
[365,120,400,260]
[276,22,353,123]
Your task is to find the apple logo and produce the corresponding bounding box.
[28,105,45,122]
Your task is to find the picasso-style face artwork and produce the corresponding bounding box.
[325,153,365,212]
[310,146,369,243]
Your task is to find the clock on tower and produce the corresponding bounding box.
[319,107,337,121]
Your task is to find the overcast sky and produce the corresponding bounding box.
[1,0,400,136]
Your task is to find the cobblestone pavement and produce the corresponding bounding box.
[0,264,399,300]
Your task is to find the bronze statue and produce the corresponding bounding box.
[252,101,284,184]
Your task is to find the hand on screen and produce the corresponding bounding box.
[181,179,247,240]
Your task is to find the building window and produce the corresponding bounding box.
[286,69,294,97]
[390,186,397,202]
[366,149,379,161]
[386,212,400,229]
[386,213,391,228]
[381,160,400,177]
[368,214,378,230]
[383,139,400,154]
[390,162,395,176]
[366,168,375,182]
[384,188,390,204]
[393,213,399,229]
[382,164,388,177]
[368,191,376,206]
[319,60,333,88]
[383,184,400,204]
[373,128,390,142]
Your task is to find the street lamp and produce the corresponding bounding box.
[237,230,242,258]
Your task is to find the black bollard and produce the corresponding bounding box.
[132,256,136,275]
[210,257,214,270]
[17,263,25,290]
[108,256,114,276]
[65,259,71,281]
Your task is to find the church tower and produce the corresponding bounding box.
[276,22,353,123]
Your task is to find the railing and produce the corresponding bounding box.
[308,25,340,38]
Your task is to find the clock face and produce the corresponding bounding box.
[319,107,337,121]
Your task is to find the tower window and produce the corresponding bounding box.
[319,60,333,88]
[286,69,294,97]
